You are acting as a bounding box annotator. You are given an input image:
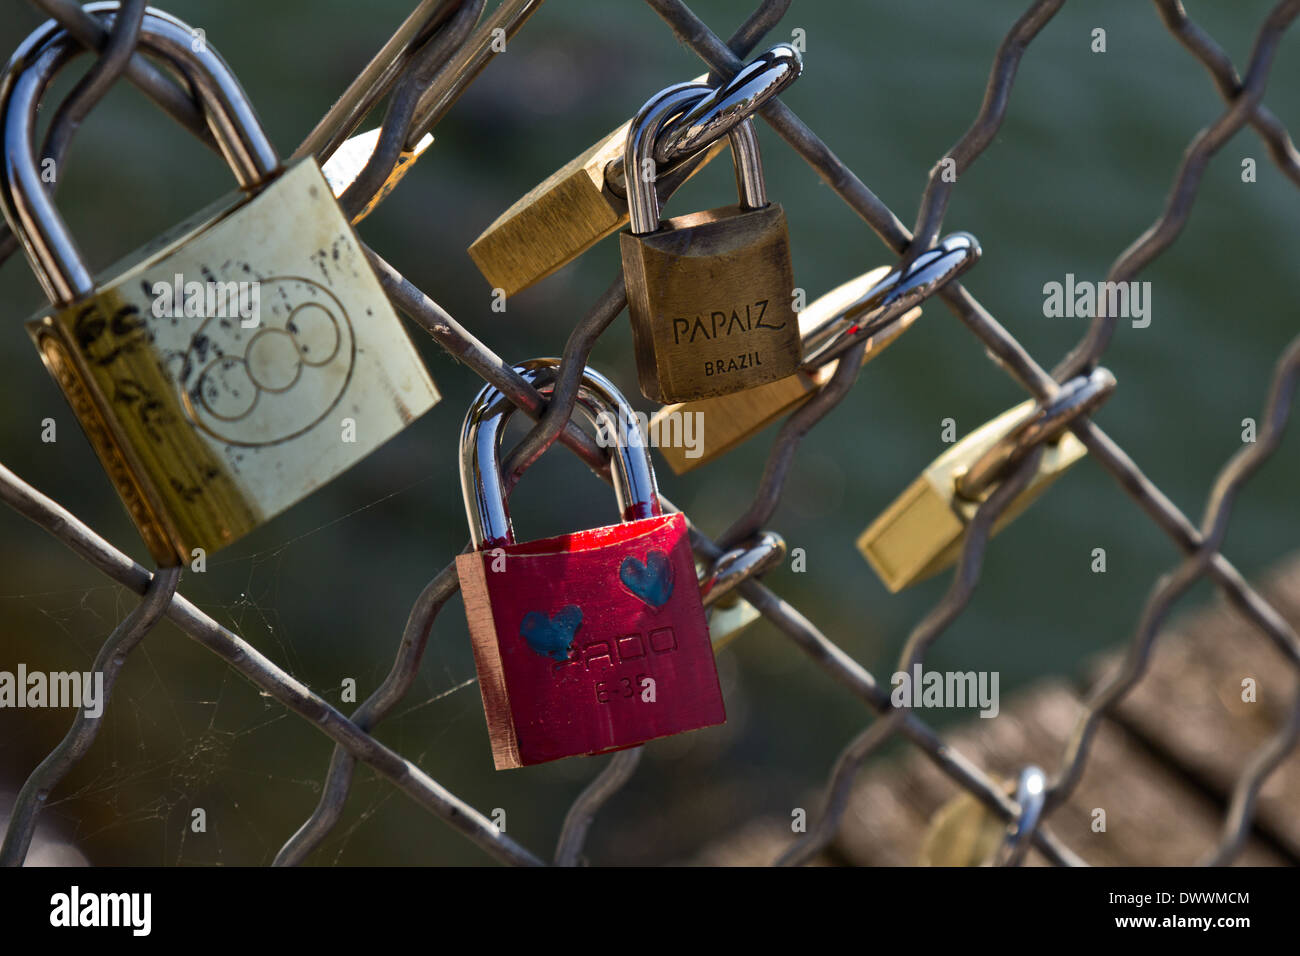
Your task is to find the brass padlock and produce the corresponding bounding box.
[650,233,980,474]
[320,127,435,224]
[467,45,802,297]
[919,767,1046,867]
[621,85,801,404]
[858,368,1116,592]
[0,13,439,566]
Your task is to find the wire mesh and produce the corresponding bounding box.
[1,0,1298,867]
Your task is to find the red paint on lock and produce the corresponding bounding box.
[457,512,724,770]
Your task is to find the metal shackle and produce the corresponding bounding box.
[955,366,1118,501]
[0,2,281,307]
[603,44,801,198]
[625,80,768,236]
[654,44,801,165]
[460,359,663,550]
[800,232,982,370]
[699,530,785,608]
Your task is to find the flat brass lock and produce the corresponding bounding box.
[321,127,434,224]
[650,234,980,474]
[467,45,801,297]
[858,368,1116,592]
[1,12,439,566]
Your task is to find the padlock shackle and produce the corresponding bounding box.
[653,44,801,166]
[0,4,280,306]
[460,359,662,550]
[799,232,982,371]
[955,366,1117,501]
[625,82,767,236]
[699,530,784,609]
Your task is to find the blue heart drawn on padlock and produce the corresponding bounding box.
[619,550,675,609]
[519,605,583,661]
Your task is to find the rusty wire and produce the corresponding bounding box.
[0,0,1297,868]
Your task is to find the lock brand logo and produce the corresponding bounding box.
[619,550,675,608]
[151,273,261,328]
[703,352,763,378]
[670,299,786,345]
[519,605,583,661]
[555,625,680,675]
[170,277,358,447]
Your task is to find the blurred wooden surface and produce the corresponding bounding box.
[688,556,1300,866]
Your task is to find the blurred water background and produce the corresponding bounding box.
[0,0,1297,864]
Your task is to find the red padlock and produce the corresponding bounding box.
[456,359,725,770]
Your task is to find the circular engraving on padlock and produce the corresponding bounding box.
[178,277,356,447]
[195,356,261,421]
[245,329,305,393]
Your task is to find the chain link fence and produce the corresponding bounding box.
[1,0,1298,867]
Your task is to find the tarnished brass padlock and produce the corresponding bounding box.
[651,233,980,474]
[467,45,801,298]
[0,12,439,566]
[621,85,801,404]
[858,368,1116,592]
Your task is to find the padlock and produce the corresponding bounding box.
[650,233,980,473]
[467,45,801,298]
[698,531,785,649]
[621,82,801,404]
[455,359,725,770]
[858,368,1117,592]
[919,767,1046,867]
[0,10,439,566]
[320,127,435,224]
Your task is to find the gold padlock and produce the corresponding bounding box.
[651,233,981,474]
[919,767,1046,866]
[321,127,435,224]
[858,368,1116,592]
[467,45,802,298]
[621,83,801,404]
[1,14,439,566]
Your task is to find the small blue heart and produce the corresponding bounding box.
[519,605,583,661]
[619,550,675,609]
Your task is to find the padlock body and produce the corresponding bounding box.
[650,265,923,474]
[456,513,725,769]
[621,202,801,403]
[857,401,1088,592]
[26,158,440,565]
[468,122,729,298]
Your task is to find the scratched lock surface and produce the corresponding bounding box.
[457,514,725,770]
[621,202,801,403]
[26,159,440,564]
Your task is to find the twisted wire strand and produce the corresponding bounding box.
[0,564,179,866]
